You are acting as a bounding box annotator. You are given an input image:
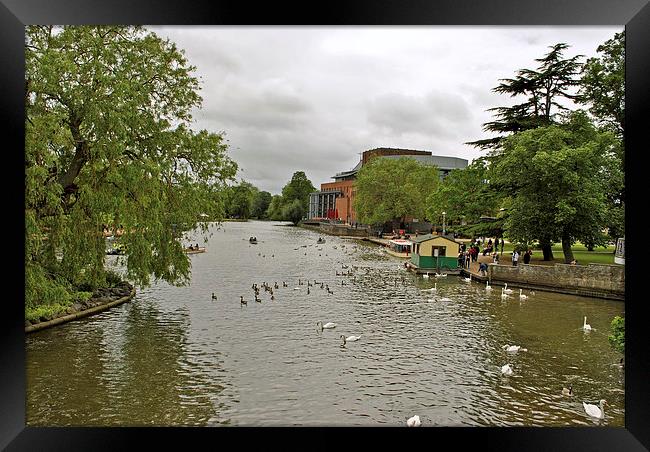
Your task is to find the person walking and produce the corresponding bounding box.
[523,249,531,264]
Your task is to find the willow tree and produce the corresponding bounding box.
[354,157,440,227]
[25,26,237,311]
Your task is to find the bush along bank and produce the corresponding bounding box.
[25,281,135,332]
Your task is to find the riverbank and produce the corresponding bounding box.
[25,281,135,333]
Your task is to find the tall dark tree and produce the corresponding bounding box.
[468,43,583,152]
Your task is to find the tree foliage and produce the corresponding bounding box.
[281,171,316,213]
[579,31,625,139]
[25,26,237,311]
[426,158,501,229]
[224,181,256,219]
[282,199,305,225]
[467,43,583,152]
[354,158,440,226]
[251,190,272,219]
[491,111,615,262]
[608,315,625,354]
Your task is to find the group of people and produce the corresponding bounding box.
[188,243,200,250]
[455,237,537,272]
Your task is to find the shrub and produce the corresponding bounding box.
[608,316,625,353]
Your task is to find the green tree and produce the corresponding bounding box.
[467,43,584,260]
[282,199,305,225]
[579,31,625,241]
[354,158,440,227]
[579,31,625,138]
[25,26,237,312]
[281,171,316,212]
[608,316,625,354]
[251,190,272,219]
[426,158,501,231]
[225,181,256,219]
[266,195,285,221]
[468,43,583,152]
[491,111,614,262]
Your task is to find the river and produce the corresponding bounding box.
[26,220,625,426]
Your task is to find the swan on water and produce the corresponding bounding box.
[501,364,513,376]
[519,289,528,300]
[502,344,527,353]
[562,385,573,396]
[317,321,337,330]
[463,274,472,283]
[486,281,492,291]
[422,283,437,292]
[406,415,421,427]
[501,288,509,299]
[583,399,606,419]
[583,316,592,331]
[503,283,513,294]
[423,272,430,279]
[340,334,361,346]
[435,273,447,278]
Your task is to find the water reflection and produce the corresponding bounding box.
[26,220,624,426]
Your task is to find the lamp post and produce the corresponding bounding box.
[442,211,446,236]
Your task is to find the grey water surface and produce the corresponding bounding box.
[26,221,625,426]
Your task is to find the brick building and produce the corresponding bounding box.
[308,147,468,224]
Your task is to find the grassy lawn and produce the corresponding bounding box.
[468,239,618,266]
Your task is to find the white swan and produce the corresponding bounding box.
[340,334,361,345]
[486,281,492,291]
[435,273,447,278]
[501,364,513,376]
[503,283,513,294]
[501,288,509,299]
[422,272,430,279]
[583,316,592,331]
[406,415,421,427]
[502,344,527,353]
[519,289,528,300]
[422,283,437,292]
[317,321,337,330]
[583,399,606,419]
[463,274,472,283]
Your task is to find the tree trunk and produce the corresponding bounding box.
[561,235,574,263]
[540,239,554,261]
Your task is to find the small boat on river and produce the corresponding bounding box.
[317,237,326,244]
[249,236,258,244]
[184,246,206,254]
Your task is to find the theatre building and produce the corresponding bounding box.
[308,147,468,224]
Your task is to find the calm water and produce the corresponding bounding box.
[26,221,625,426]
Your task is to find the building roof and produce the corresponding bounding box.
[331,154,467,180]
[411,234,460,245]
[379,154,468,170]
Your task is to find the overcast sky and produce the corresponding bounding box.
[150,26,622,195]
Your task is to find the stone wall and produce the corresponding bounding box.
[487,262,624,300]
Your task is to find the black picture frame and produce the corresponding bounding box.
[3,1,648,450]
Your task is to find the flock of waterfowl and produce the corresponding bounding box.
[212,233,616,426]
